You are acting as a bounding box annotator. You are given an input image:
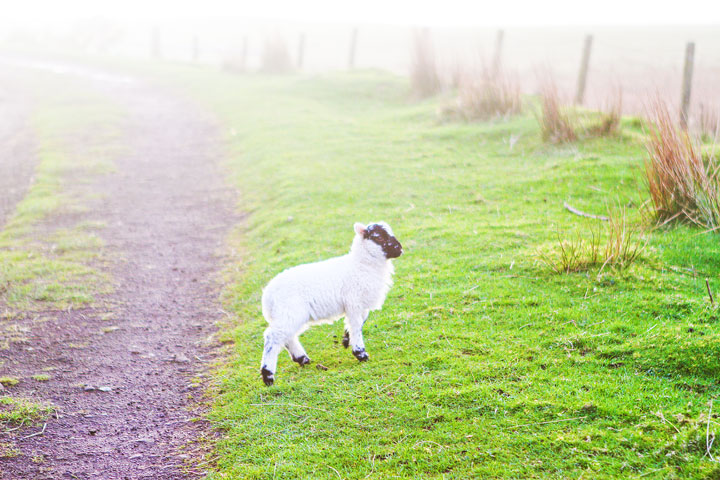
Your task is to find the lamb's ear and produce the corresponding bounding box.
[354,222,367,236]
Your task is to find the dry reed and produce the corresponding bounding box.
[644,98,720,230]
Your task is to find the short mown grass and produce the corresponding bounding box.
[129,66,720,479]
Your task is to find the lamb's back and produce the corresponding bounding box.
[262,255,351,319]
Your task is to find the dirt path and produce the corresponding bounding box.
[1,63,236,479]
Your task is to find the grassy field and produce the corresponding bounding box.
[3,55,720,477]
[136,66,720,479]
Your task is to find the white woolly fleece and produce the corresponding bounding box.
[262,223,395,332]
[259,221,400,385]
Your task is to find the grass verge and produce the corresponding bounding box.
[138,68,720,478]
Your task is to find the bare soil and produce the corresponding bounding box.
[0,65,237,479]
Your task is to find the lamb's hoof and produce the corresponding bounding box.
[261,367,274,386]
[293,355,311,366]
[353,349,369,362]
[342,331,350,349]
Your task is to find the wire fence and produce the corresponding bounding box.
[7,22,718,126]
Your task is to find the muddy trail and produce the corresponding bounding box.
[0,62,237,479]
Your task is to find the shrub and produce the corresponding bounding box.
[442,65,522,121]
[536,206,645,274]
[260,35,292,74]
[537,78,577,143]
[410,28,440,98]
[644,98,720,230]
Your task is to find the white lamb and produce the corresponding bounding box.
[260,221,403,386]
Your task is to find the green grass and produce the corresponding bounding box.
[3,54,719,478]
[0,396,54,426]
[129,67,720,478]
[0,74,121,311]
[0,377,20,387]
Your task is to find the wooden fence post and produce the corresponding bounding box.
[680,41,695,128]
[574,35,593,105]
[297,33,305,69]
[492,29,504,76]
[348,28,358,69]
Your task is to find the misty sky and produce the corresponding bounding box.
[2,0,718,27]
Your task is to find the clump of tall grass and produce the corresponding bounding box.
[410,28,440,98]
[442,66,522,121]
[260,35,292,74]
[537,78,577,143]
[644,98,720,230]
[536,78,623,142]
[587,88,622,137]
[537,206,646,274]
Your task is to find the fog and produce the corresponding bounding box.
[1,3,719,116]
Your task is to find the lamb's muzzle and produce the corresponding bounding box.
[259,221,402,386]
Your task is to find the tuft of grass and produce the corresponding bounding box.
[31,374,51,382]
[0,397,54,425]
[644,98,720,230]
[587,88,623,138]
[537,78,577,143]
[410,28,440,98]
[536,207,645,274]
[603,205,647,270]
[0,377,19,387]
[443,65,522,121]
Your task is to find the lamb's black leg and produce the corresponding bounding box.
[261,367,274,386]
[352,348,369,362]
[292,354,311,366]
[286,337,310,366]
[347,311,370,362]
[345,311,368,349]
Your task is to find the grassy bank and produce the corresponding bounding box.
[150,67,720,479]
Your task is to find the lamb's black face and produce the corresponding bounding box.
[364,224,403,259]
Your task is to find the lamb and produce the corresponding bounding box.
[259,221,403,386]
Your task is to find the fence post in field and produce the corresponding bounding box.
[192,35,199,62]
[574,35,593,105]
[492,29,504,76]
[348,28,358,69]
[680,41,695,128]
[151,27,162,59]
[297,33,305,69]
